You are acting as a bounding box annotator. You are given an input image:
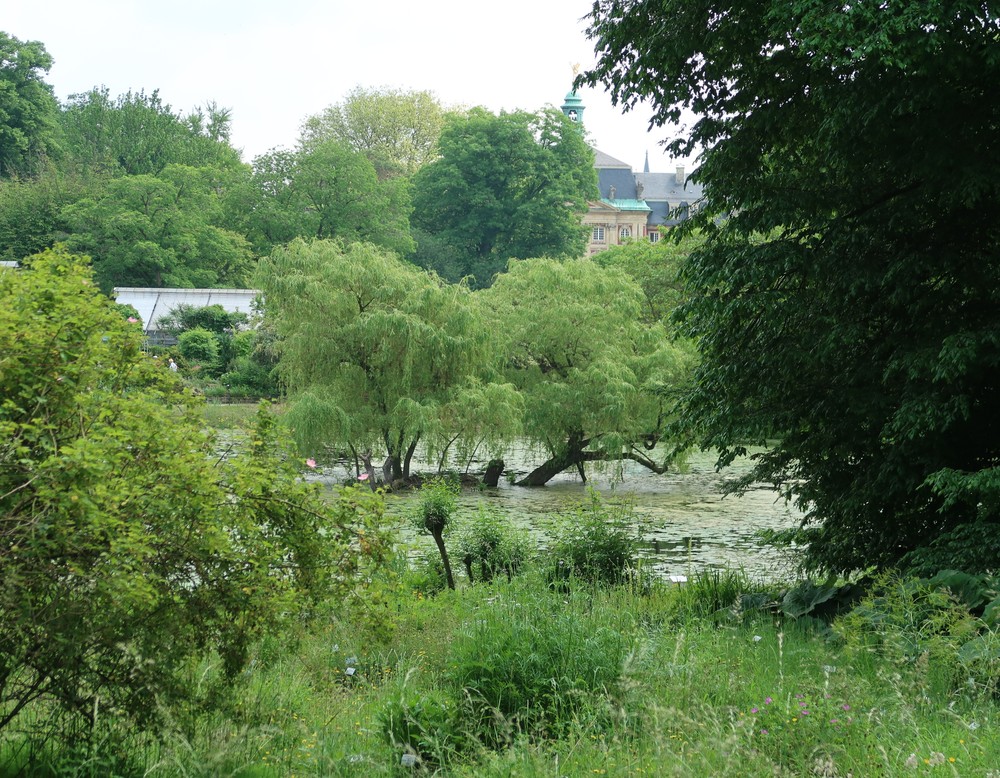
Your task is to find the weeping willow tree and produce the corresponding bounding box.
[482,257,696,486]
[256,238,508,482]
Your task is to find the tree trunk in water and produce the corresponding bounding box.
[359,450,377,491]
[403,437,419,481]
[516,451,581,486]
[431,529,455,590]
[482,458,505,487]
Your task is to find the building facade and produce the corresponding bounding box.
[561,90,704,255]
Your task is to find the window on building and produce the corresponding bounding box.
[619,226,632,240]
[592,226,605,242]
[648,230,660,243]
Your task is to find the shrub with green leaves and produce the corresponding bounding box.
[456,507,531,584]
[0,248,393,742]
[836,574,987,697]
[177,325,222,374]
[546,492,639,586]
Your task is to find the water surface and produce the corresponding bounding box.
[310,447,804,580]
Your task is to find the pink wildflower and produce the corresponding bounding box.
[305,458,316,469]
[764,697,772,704]
[358,473,369,481]
[127,316,139,323]
[751,707,759,714]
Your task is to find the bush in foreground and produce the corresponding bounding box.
[0,248,392,751]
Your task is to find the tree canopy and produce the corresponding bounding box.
[300,86,447,179]
[58,87,243,177]
[411,107,596,287]
[235,140,413,257]
[256,239,501,482]
[62,163,253,291]
[0,32,60,178]
[583,0,1000,573]
[483,257,695,486]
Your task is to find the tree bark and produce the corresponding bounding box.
[515,438,671,486]
[482,458,505,487]
[431,529,455,590]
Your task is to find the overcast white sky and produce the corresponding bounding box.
[7,0,697,173]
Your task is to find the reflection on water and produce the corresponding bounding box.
[308,447,804,581]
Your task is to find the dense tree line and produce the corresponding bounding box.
[583,0,1000,574]
[257,238,694,486]
[0,32,596,291]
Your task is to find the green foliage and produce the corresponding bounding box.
[583,0,1000,573]
[675,568,776,622]
[300,85,446,179]
[781,579,846,619]
[444,587,630,744]
[901,521,1000,578]
[411,107,596,287]
[0,248,392,741]
[0,32,60,178]
[456,507,531,584]
[158,302,249,335]
[416,477,460,590]
[592,231,701,324]
[177,326,222,373]
[741,689,859,765]
[257,239,498,481]
[0,170,91,262]
[235,140,413,256]
[379,685,466,768]
[546,492,639,586]
[416,477,459,537]
[483,256,695,485]
[62,163,253,291]
[58,87,243,177]
[836,574,990,698]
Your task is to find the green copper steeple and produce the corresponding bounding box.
[561,89,585,130]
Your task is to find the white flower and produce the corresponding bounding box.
[823,665,837,674]
[904,754,918,769]
[753,635,763,643]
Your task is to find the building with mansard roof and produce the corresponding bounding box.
[560,90,704,255]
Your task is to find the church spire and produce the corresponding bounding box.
[643,150,650,173]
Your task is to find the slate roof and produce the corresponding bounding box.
[597,167,640,200]
[591,145,703,229]
[635,171,704,203]
[114,287,259,334]
[592,149,632,169]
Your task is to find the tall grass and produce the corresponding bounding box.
[5,571,999,776]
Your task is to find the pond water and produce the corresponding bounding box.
[308,446,805,581]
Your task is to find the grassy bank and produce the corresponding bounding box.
[8,566,997,777]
